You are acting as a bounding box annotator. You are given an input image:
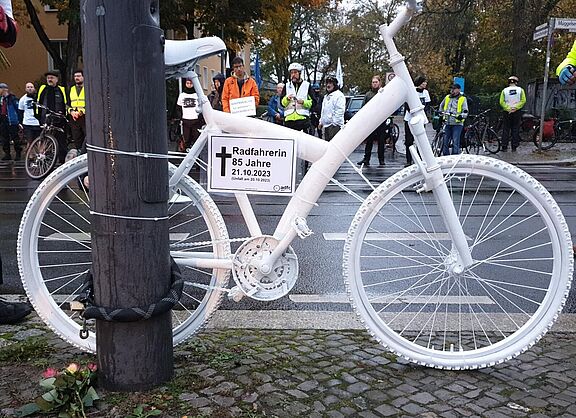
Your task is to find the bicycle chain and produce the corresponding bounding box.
[170,236,252,250]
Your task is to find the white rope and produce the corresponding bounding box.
[89,210,169,221]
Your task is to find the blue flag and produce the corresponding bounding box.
[254,52,262,88]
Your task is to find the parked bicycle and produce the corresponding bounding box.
[463,109,500,154]
[24,103,68,180]
[431,111,471,156]
[18,0,572,370]
[532,111,576,150]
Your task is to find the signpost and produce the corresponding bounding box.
[82,1,173,390]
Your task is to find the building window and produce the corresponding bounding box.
[203,67,208,90]
[47,40,67,71]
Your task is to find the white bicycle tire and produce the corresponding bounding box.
[17,154,231,353]
[344,155,573,369]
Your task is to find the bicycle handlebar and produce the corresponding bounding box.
[34,102,67,119]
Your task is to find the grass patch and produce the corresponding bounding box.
[0,336,52,363]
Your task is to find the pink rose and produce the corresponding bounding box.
[66,363,80,373]
[42,367,58,379]
[87,363,98,372]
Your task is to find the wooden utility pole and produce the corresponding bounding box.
[81,0,172,390]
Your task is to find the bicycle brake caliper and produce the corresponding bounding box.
[412,150,444,193]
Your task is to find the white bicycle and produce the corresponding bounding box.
[18,1,573,369]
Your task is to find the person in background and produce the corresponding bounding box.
[18,82,41,150]
[281,62,316,132]
[0,82,21,161]
[267,82,285,125]
[358,75,387,167]
[209,72,225,111]
[557,40,576,85]
[318,75,345,141]
[439,83,468,155]
[310,82,323,138]
[36,70,68,163]
[499,75,525,152]
[221,56,260,114]
[403,75,430,167]
[177,78,202,149]
[68,70,86,152]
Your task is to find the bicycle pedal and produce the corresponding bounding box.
[227,286,245,302]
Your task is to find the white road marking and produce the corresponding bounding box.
[289,294,494,305]
[323,232,471,241]
[46,233,189,241]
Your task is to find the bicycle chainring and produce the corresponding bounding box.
[232,235,298,301]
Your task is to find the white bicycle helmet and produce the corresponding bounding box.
[288,62,303,73]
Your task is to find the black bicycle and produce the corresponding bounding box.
[431,111,471,156]
[531,110,576,150]
[463,109,500,155]
[25,104,68,180]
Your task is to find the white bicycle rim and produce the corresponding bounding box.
[17,154,231,353]
[344,155,573,369]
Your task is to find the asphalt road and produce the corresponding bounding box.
[2,147,576,315]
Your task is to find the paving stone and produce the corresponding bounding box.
[410,391,436,405]
[347,382,370,394]
[375,404,401,416]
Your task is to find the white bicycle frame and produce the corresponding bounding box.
[170,0,473,274]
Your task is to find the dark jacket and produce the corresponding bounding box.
[0,93,20,126]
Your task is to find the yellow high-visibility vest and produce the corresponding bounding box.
[69,86,85,114]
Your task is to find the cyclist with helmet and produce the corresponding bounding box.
[267,82,285,125]
[209,72,225,111]
[499,75,525,151]
[318,75,345,141]
[281,62,316,132]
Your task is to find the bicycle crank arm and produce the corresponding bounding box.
[172,252,233,270]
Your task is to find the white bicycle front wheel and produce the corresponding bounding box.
[344,155,572,369]
[18,154,231,353]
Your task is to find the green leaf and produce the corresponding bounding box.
[15,402,40,417]
[82,386,100,406]
[42,390,57,402]
[148,410,162,416]
[35,397,54,412]
[134,404,144,415]
[39,377,56,389]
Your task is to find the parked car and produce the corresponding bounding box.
[344,95,365,121]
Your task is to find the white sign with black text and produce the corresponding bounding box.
[208,134,297,195]
[229,96,257,116]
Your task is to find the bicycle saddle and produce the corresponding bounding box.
[164,37,226,79]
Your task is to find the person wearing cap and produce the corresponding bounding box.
[281,62,316,131]
[318,76,345,141]
[557,40,576,86]
[499,75,525,152]
[403,75,431,166]
[0,82,21,161]
[177,78,202,150]
[267,82,285,125]
[310,82,323,138]
[221,56,260,114]
[36,70,68,163]
[439,83,468,156]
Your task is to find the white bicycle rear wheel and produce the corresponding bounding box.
[18,155,230,353]
[344,155,572,369]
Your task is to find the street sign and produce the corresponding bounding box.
[555,18,576,30]
[533,25,548,41]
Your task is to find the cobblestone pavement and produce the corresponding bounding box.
[1,314,576,417]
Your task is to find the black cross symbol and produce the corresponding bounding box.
[215,146,232,176]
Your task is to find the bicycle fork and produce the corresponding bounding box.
[409,117,474,273]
